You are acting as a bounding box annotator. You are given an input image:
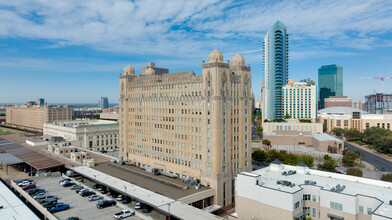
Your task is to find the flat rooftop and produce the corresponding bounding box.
[0,180,40,220]
[72,165,221,220]
[245,164,392,218]
[93,162,210,199]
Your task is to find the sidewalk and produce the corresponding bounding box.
[347,141,392,163]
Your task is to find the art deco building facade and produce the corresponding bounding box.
[6,105,72,130]
[119,50,252,207]
[262,21,289,120]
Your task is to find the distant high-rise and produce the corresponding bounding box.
[262,21,289,120]
[36,98,45,106]
[98,97,109,109]
[318,64,343,109]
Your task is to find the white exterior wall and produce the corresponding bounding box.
[236,174,300,212]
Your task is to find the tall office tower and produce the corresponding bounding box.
[98,97,109,109]
[262,21,289,120]
[36,98,45,106]
[282,80,317,120]
[318,64,343,109]
[119,50,253,207]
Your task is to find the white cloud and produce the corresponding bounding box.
[0,0,391,60]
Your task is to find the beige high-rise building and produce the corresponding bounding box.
[119,49,252,207]
[6,105,72,130]
[282,80,317,120]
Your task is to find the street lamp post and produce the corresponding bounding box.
[124,186,127,195]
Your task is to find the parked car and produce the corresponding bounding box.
[135,202,141,210]
[96,200,116,209]
[70,185,81,190]
[37,195,58,203]
[88,195,103,201]
[22,184,36,190]
[40,198,58,206]
[18,180,34,187]
[63,182,76,187]
[59,178,71,184]
[75,188,85,194]
[100,150,107,153]
[16,179,33,185]
[33,192,48,199]
[81,190,95,197]
[117,195,124,201]
[48,203,70,213]
[142,204,152,213]
[42,201,62,208]
[100,189,108,194]
[60,180,71,186]
[92,184,103,189]
[381,167,386,171]
[121,197,132,204]
[65,217,79,220]
[114,210,135,219]
[110,192,119,198]
[27,188,45,195]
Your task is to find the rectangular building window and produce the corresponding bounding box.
[312,208,316,218]
[367,208,372,215]
[330,202,343,211]
[359,206,364,214]
[294,201,300,209]
[303,194,311,201]
[312,195,316,202]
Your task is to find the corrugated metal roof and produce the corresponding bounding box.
[0,137,63,170]
[0,153,23,165]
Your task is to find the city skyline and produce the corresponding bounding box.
[1,0,392,103]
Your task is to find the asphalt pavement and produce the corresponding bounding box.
[346,142,392,172]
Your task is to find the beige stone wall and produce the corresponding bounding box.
[119,51,252,206]
[263,121,323,134]
[6,105,72,130]
[319,116,392,132]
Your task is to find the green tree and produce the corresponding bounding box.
[346,167,363,177]
[284,113,291,119]
[344,128,362,141]
[265,149,281,162]
[323,123,327,132]
[262,139,271,146]
[343,151,359,167]
[299,155,314,167]
[252,149,267,162]
[381,173,392,182]
[284,153,300,165]
[0,113,5,116]
[257,125,263,137]
[323,155,332,161]
[318,160,337,172]
[332,127,345,137]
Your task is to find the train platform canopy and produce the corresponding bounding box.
[0,137,63,170]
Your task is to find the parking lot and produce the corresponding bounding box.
[35,177,141,220]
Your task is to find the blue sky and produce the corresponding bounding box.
[1,0,392,104]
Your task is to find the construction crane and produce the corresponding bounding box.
[360,77,392,94]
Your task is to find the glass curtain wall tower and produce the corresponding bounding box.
[318,64,343,109]
[262,21,289,120]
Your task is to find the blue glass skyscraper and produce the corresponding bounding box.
[262,21,289,120]
[318,64,343,109]
[98,97,109,109]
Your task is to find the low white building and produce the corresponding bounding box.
[43,120,118,152]
[233,162,392,220]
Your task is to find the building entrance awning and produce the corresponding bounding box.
[293,212,304,219]
[327,213,344,220]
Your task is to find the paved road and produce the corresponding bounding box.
[346,142,392,172]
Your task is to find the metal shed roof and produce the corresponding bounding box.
[0,153,23,165]
[0,137,63,170]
